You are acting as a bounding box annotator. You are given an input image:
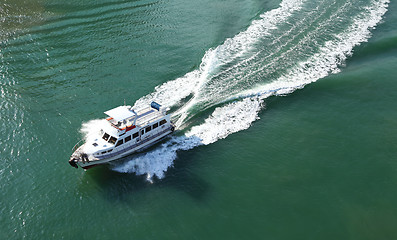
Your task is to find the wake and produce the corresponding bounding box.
[105,0,389,179]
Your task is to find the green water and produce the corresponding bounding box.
[1,0,397,239]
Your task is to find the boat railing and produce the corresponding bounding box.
[136,111,163,126]
[72,139,84,152]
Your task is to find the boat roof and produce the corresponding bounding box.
[104,106,135,122]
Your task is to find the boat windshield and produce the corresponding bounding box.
[102,133,110,141]
[108,136,117,145]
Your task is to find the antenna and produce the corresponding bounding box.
[124,99,126,106]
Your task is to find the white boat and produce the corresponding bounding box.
[69,101,175,169]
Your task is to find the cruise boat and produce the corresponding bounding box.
[69,101,175,169]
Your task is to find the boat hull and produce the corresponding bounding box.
[74,126,174,169]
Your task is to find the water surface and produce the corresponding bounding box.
[1,0,397,239]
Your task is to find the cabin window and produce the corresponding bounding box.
[103,133,110,141]
[133,132,139,139]
[160,119,167,126]
[101,151,106,154]
[125,135,131,142]
[145,126,152,133]
[109,136,117,145]
[107,149,112,153]
[141,130,144,135]
[153,122,158,129]
[116,139,124,147]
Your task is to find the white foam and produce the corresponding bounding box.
[111,136,200,178]
[111,0,389,179]
[112,98,264,178]
[235,0,390,101]
[80,119,107,142]
[186,98,263,145]
[133,70,201,109]
[134,0,307,125]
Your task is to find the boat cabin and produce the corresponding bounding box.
[85,102,171,158]
[69,101,174,169]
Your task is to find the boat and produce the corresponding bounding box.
[69,101,175,169]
